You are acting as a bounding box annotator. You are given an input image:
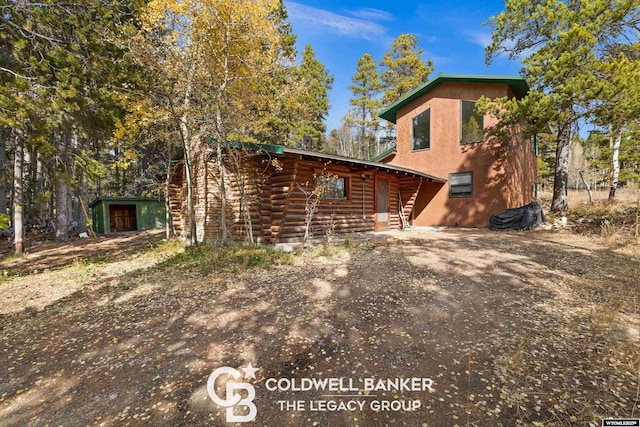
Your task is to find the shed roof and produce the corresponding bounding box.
[89,197,164,208]
[228,142,446,183]
[378,73,529,124]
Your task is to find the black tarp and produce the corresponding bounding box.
[489,202,546,231]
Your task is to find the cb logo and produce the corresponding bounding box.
[207,366,257,423]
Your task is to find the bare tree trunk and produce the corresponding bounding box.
[215,135,228,240]
[165,160,172,240]
[608,128,621,201]
[137,151,148,197]
[55,133,70,243]
[578,171,593,204]
[35,150,44,219]
[120,162,127,196]
[23,145,34,220]
[13,134,24,254]
[551,121,572,213]
[114,147,120,196]
[73,136,87,234]
[0,129,8,217]
[55,177,70,242]
[76,171,88,234]
[180,61,197,247]
[230,149,253,244]
[183,141,196,246]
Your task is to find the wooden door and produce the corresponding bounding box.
[375,178,389,231]
[109,205,137,232]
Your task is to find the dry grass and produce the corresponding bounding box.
[538,189,640,250]
[538,188,640,207]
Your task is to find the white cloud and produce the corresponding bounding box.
[345,8,394,22]
[286,2,389,41]
[464,29,493,49]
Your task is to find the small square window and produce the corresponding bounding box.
[412,108,430,151]
[318,175,348,199]
[449,172,473,197]
[461,100,484,144]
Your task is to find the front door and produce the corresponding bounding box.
[375,178,389,231]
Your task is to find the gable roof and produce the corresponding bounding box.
[378,73,529,124]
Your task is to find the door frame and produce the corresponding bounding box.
[374,176,390,231]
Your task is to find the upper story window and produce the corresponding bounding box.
[461,100,484,144]
[317,174,348,199]
[412,108,430,151]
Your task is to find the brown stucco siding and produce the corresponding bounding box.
[389,81,537,227]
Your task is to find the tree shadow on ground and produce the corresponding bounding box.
[0,229,638,426]
[0,229,165,274]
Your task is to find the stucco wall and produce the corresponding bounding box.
[389,82,537,227]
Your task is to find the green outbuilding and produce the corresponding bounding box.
[89,197,166,234]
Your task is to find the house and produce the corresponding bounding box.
[168,143,445,243]
[90,197,166,234]
[168,73,537,243]
[375,74,537,227]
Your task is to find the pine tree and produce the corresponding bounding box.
[1,1,146,247]
[292,44,334,151]
[348,53,382,159]
[485,0,640,212]
[245,0,301,146]
[380,34,434,106]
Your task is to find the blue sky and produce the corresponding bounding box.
[283,0,523,133]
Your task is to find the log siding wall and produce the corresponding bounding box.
[170,148,425,244]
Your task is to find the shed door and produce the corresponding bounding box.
[376,178,389,231]
[109,204,137,232]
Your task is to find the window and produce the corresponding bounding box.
[412,108,430,151]
[317,175,348,199]
[461,100,484,144]
[449,172,473,197]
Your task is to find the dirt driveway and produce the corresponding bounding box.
[0,229,638,426]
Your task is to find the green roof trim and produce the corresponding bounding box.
[88,196,164,209]
[371,146,397,162]
[226,142,446,182]
[378,73,530,124]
